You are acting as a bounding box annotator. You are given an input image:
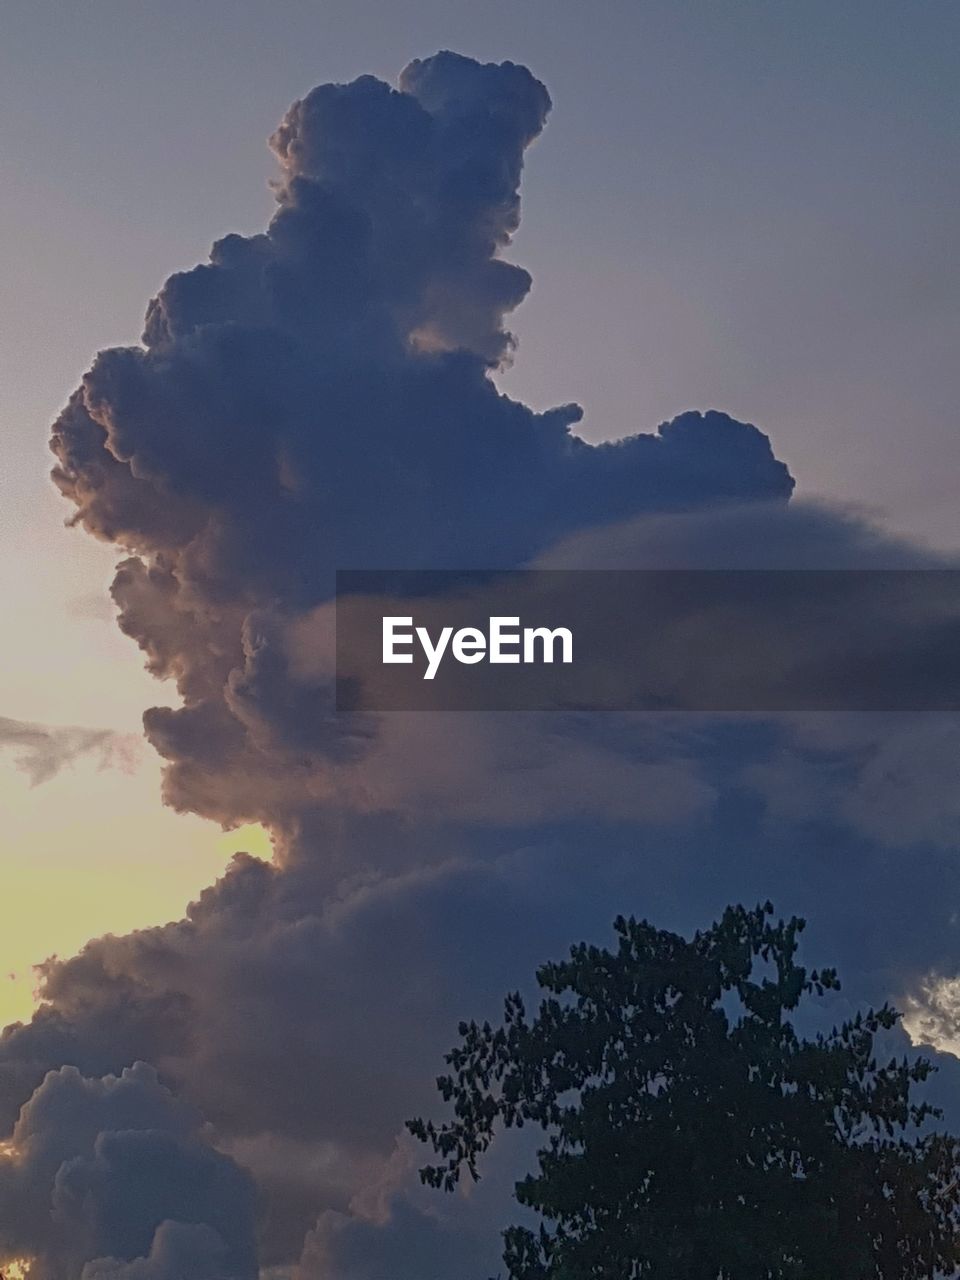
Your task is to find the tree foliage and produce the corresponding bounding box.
[408,904,960,1279]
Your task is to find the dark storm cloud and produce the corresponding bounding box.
[0,1062,256,1280]
[300,1189,508,1280]
[3,851,615,1262]
[49,47,792,856]
[5,690,960,1269]
[0,716,139,786]
[13,44,960,1280]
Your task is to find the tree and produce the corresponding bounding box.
[408,904,960,1279]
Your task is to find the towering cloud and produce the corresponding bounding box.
[6,47,957,1280]
[0,1062,256,1280]
[49,50,791,859]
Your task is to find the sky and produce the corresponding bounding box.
[1,3,960,1277]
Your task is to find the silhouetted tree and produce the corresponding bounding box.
[409,904,960,1279]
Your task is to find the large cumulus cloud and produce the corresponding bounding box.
[7,45,958,1280]
[49,49,791,859]
[0,1061,255,1280]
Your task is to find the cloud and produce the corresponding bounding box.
[49,48,792,859]
[0,716,140,787]
[1,851,614,1263]
[533,498,949,570]
[81,1221,235,1280]
[301,1196,501,1280]
[6,754,960,1271]
[14,44,960,1280]
[0,1062,256,1280]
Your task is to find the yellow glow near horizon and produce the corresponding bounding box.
[0,749,272,1029]
[0,517,275,1032]
[1,1258,31,1279]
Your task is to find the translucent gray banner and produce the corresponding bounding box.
[334,570,960,712]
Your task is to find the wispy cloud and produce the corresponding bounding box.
[0,715,140,786]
